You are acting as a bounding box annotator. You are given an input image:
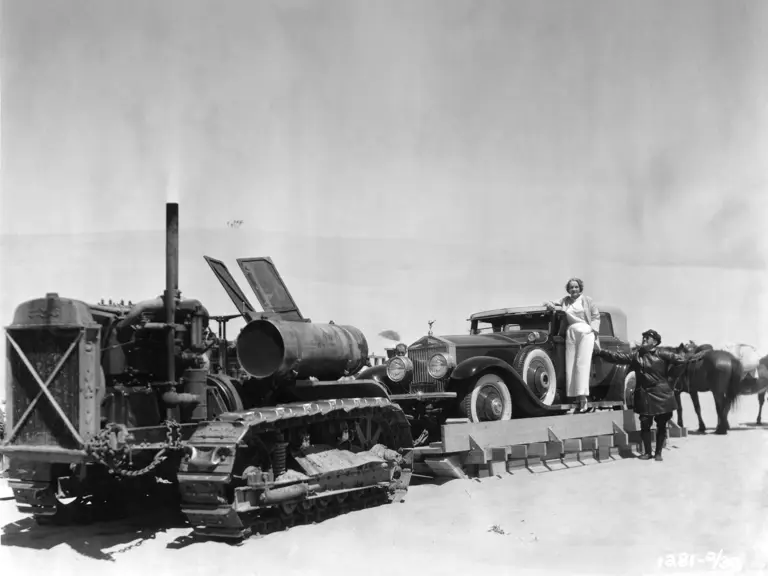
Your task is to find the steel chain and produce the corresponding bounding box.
[85,420,185,478]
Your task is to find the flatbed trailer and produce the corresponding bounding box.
[410,402,688,479]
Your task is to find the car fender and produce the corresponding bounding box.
[450,355,569,418]
[451,356,519,382]
[355,364,411,395]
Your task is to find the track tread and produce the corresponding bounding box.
[176,397,413,540]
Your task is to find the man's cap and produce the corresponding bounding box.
[642,329,662,343]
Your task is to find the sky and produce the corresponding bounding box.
[1,0,768,398]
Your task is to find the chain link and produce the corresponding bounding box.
[85,420,185,478]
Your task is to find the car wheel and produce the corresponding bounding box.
[513,347,557,406]
[460,373,513,423]
[624,371,636,409]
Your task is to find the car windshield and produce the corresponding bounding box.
[472,313,551,334]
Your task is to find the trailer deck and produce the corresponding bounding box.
[412,402,687,479]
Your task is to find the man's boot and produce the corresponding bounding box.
[655,424,667,461]
[638,428,653,460]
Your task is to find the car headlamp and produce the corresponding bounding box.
[386,356,413,382]
[427,353,457,379]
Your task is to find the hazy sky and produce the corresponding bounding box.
[1,1,767,388]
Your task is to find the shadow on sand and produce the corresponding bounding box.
[1,504,189,561]
[684,423,766,435]
[6,425,765,559]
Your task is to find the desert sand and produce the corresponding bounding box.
[1,394,766,576]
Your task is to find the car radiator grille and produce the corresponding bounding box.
[408,345,448,393]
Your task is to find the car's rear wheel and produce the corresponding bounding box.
[459,373,513,423]
[513,346,557,406]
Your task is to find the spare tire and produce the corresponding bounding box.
[513,346,557,405]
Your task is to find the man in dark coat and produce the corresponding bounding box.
[594,329,687,461]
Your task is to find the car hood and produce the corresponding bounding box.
[439,331,546,348]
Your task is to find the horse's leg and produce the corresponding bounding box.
[714,391,729,435]
[690,391,706,433]
[675,390,684,428]
[757,391,765,425]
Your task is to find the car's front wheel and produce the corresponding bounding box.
[513,346,557,406]
[459,372,513,423]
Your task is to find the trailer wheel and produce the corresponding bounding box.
[460,373,513,423]
[624,371,636,409]
[513,347,557,405]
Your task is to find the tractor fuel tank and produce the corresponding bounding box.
[236,319,369,381]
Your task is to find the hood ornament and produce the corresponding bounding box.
[427,319,435,337]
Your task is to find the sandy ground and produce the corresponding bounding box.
[1,394,766,576]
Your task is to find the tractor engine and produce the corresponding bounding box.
[92,294,211,429]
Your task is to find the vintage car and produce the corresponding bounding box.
[356,304,636,426]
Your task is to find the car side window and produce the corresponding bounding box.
[598,313,614,338]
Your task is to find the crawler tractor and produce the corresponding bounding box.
[0,203,413,539]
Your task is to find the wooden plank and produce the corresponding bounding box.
[667,421,684,438]
[563,438,582,453]
[488,460,509,476]
[544,441,564,461]
[491,446,511,461]
[440,410,628,453]
[424,455,468,479]
[597,434,614,447]
[527,460,550,474]
[612,422,629,448]
[508,445,528,459]
[581,436,599,450]
[412,446,445,457]
[464,449,489,465]
[545,459,568,471]
[597,445,615,461]
[506,444,528,473]
[506,461,528,473]
[562,450,583,467]
[622,410,641,432]
[525,442,549,473]
[577,450,598,465]
[445,418,470,425]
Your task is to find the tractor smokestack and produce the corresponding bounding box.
[166,202,179,384]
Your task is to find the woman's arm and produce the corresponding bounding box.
[543,296,567,311]
[587,297,601,333]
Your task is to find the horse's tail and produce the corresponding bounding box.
[723,355,743,415]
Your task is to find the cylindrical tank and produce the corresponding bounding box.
[236,319,370,381]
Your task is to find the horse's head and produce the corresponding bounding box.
[675,342,690,355]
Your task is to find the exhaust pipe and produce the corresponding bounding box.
[166,203,179,388]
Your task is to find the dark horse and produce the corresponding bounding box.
[660,342,742,435]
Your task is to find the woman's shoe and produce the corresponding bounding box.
[654,453,663,461]
[638,454,653,460]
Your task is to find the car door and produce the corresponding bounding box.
[592,312,623,385]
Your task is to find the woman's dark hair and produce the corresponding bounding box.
[565,277,584,293]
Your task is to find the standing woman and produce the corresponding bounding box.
[544,277,601,412]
